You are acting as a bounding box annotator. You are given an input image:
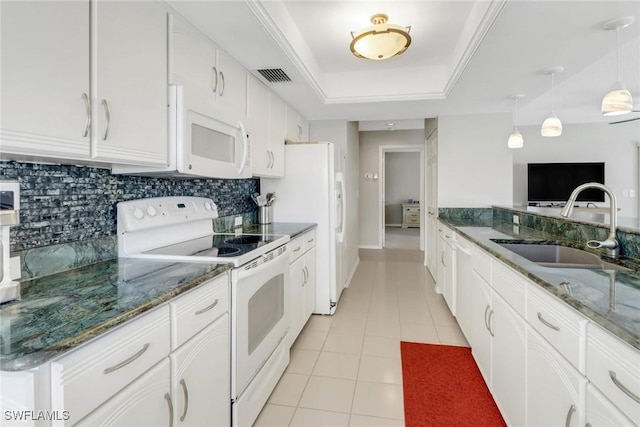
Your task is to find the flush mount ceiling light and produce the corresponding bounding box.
[541,67,564,137]
[508,95,524,149]
[350,14,411,60]
[601,16,635,116]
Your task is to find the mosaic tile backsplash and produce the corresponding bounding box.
[1,161,260,251]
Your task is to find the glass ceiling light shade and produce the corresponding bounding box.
[541,67,563,137]
[508,95,524,149]
[350,14,411,60]
[601,17,635,116]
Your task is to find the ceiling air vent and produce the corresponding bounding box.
[256,68,291,83]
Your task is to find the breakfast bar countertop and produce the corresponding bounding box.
[0,258,231,371]
[439,218,640,351]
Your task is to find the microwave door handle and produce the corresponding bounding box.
[237,120,249,175]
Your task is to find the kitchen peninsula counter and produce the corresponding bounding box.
[439,218,640,351]
[0,258,231,371]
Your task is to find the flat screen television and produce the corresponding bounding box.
[527,162,605,203]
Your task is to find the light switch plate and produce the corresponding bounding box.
[513,215,520,225]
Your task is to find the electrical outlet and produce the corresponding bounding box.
[10,256,21,280]
[513,225,520,234]
[513,215,520,225]
[234,216,243,227]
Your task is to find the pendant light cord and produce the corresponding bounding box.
[550,72,556,114]
[615,28,621,83]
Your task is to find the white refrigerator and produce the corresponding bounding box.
[261,142,346,315]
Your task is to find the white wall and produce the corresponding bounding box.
[309,120,359,285]
[512,121,639,217]
[385,152,420,225]
[438,113,513,207]
[359,130,424,247]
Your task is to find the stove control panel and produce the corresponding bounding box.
[117,196,218,233]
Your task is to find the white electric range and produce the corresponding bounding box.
[117,196,290,427]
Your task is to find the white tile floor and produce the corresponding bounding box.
[253,248,469,427]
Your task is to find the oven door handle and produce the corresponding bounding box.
[235,248,288,280]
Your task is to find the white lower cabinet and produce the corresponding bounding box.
[171,316,230,426]
[469,270,492,382]
[287,230,317,347]
[76,358,171,427]
[527,326,586,427]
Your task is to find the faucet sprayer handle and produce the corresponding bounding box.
[587,239,618,250]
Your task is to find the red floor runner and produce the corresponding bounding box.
[401,342,506,427]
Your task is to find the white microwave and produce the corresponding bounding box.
[113,85,251,179]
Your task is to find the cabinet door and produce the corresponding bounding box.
[0,1,90,160]
[491,293,526,427]
[93,1,167,166]
[216,49,247,118]
[246,75,271,176]
[442,241,454,315]
[288,255,305,347]
[76,358,171,427]
[302,248,317,323]
[435,233,445,294]
[268,94,286,177]
[469,271,492,384]
[172,315,230,427]
[527,327,586,427]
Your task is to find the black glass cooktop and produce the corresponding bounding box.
[143,233,286,259]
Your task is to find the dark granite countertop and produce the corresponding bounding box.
[242,222,317,239]
[0,258,231,371]
[439,218,640,351]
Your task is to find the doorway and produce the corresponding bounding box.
[379,145,424,250]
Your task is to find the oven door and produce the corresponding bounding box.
[231,248,289,398]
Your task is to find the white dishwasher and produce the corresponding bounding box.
[454,234,473,338]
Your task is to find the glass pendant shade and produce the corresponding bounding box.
[508,129,524,148]
[350,14,411,60]
[601,85,633,116]
[541,114,562,137]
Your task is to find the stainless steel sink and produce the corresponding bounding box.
[495,242,630,272]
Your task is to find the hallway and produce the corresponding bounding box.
[253,248,468,426]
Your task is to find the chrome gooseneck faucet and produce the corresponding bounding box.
[559,182,619,259]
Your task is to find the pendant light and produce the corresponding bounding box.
[601,17,635,116]
[508,95,524,149]
[541,67,563,137]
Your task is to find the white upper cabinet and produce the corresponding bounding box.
[0,1,90,159]
[0,1,168,167]
[247,74,285,178]
[92,1,168,165]
[170,13,246,125]
[285,105,309,142]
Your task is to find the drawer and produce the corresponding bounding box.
[303,229,316,252]
[51,304,170,424]
[405,207,420,213]
[492,261,526,314]
[406,212,420,219]
[587,322,640,425]
[170,274,229,349]
[526,285,587,371]
[471,244,492,284]
[289,235,305,263]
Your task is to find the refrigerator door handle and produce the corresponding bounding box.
[335,172,345,243]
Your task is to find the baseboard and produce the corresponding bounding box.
[385,224,402,227]
[359,245,382,249]
[345,257,360,288]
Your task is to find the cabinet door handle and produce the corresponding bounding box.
[101,99,111,141]
[103,343,149,374]
[537,312,560,331]
[564,404,575,427]
[218,71,225,96]
[211,66,218,93]
[304,266,309,285]
[441,252,446,267]
[81,93,91,137]
[165,393,174,427]
[487,308,494,337]
[179,378,189,421]
[483,305,491,333]
[609,370,640,403]
[194,298,219,315]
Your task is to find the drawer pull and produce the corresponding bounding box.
[165,393,174,427]
[195,299,219,315]
[103,343,149,374]
[293,246,302,252]
[609,370,640,403]
[179,378,189,421]
[537,312,560,331]
[565,404,575,427]
[307,238,314,243]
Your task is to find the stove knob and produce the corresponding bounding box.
[133,207,144,220]
[147,206,157,217]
